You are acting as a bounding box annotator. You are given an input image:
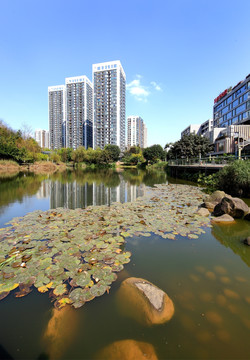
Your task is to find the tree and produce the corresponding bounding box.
[167,134,213,159]
[128,146,141,154]
[0,121,40,163]
[71,147,86,164]
[104,145,120,162]
[122,153,145,165]
[143,145,165,163]
[58,148,73,162]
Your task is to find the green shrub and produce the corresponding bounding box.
[216,160,250,197]
[197,173,218,191]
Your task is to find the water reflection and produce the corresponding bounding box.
[211,221,250,266]
[0,172,46,214]
[0,168,167,211]
[48,169,151,209]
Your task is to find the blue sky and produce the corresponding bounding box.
[0,0,250,147]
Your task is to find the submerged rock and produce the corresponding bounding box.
[95,339,158,360]
[211,214,235,223]
[42,305,78,360]
[116,277,174,326]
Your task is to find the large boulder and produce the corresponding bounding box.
[94,339,158,360]
[116,277,174,326]
[202,191,226,212]
[214,197,249,219]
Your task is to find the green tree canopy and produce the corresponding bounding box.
[143,144,165,163]
[0,121,40,163]
[104,145,121,162]
[167,134,213,159]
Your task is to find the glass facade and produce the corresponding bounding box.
[213,75,250,128]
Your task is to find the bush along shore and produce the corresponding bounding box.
[168,160,250,198]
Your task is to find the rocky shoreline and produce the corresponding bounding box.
[200,190,250,245]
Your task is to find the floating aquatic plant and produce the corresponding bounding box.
[0,184,210,308]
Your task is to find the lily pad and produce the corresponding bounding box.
[0,183,211,309]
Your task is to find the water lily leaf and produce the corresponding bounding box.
[15,284,32,297]
[90,283,109,297]
[0,291,10,300]
[38,281,53,293]
[120,232,130,238]
[188,234,199,239]
[56,297,73,309]
[34,274,51,288]
[0,282,19,293]
[73,272,92,287]
[0,183,211,309]
[53,284,68,296]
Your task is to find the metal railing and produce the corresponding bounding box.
[168,155,250,166]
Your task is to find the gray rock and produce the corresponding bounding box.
[214,197,249,219]
[196,208,210,217]
[135,282,164,311]
[116,277,174,326]
[211,214,235,223]
[206,191,226,204]
[203,191,226,212]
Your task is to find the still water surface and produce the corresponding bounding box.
[0,169,249,360]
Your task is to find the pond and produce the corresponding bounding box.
[0,168,249,360]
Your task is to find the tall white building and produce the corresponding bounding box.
[127,116,146,148]
[48,85,65,150]
[92,60,126,150]
[65,75,93,149]
[34,129,50,148]
[143,123,147,148]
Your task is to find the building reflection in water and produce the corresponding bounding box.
[36,174,146,210]
[36,180,51,200]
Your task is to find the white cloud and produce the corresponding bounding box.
[150,81,162,91]
[126,76,150,102]
[126,76,162,102]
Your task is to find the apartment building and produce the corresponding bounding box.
[48,85,65,150]
[181,124,200,138]
[143,123,148,148]
[65,75,93,149]
[127,116,146,148]
[34,129,50,148]
[93,60,126,150]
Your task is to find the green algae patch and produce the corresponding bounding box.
[0,184,210,308]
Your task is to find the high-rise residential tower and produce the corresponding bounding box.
[65,75,93,149]
[34,129,50,148]
[127,115,146,148]
[48,85,65,150]
[93,60,126,150]
[143,123,147,148]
